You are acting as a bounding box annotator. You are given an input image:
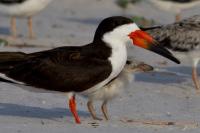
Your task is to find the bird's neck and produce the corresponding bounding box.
[102,35,127,79]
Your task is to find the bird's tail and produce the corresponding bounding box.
[0,52,28,72]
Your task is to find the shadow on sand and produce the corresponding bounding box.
[134,66,193,84]
[0,27,10,35]
[0,103,90,119]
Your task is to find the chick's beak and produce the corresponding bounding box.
[128,30,180,64]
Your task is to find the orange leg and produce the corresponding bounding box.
[27,17,35,39]
[69,95,81,124]
[192,59,200,94]
[175,13,181,22]
[10,17,17,38]
[192,67,200,93]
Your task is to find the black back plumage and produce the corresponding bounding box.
[143,15,200,52]
[0,44,112,92]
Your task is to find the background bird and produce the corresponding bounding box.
[0,0,52,39]
[148,0,200,22]
[142,15,200,93]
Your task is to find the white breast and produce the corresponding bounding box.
[88,23,139,93]
[81,23,139,97]
[0,0,51,17]
[81,39,127,96]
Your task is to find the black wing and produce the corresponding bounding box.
[0,45,112,92]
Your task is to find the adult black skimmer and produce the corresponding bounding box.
[148,0,200,21]
[142,15,200,92]
[86,60,154,120]
[0,16,180,124]
[0,0,52,38]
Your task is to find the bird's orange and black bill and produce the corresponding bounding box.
[128,30,180,64]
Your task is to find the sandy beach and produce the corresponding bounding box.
[0,0,200,132]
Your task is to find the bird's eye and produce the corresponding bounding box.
[126,60,132,65]
[113,22,118,27]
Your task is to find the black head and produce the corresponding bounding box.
[92,16,180,64]
[93,16,133,42]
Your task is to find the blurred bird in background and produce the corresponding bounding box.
[143,15,200,93]
[148,0,200,22]
[0,0,52,39]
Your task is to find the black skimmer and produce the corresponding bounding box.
[87,60,154,120]
[0,16,180,124]
[0,0,52,38]
[148,0,200,21]
[142,15,200,92]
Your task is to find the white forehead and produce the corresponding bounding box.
[111,23,140,35]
